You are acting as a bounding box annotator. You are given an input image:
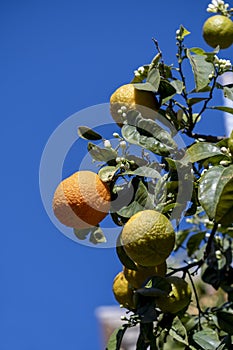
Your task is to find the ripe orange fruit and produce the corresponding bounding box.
[110,83,159,125]
[155,276,192,314]
[123,261,167,289]
[121,210,175,266]
[53,171,111,229]
[112,271,135,310]
[202,15,233,49]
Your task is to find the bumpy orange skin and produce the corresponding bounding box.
[110,83,159,126]
[121,210,175,266]
[123,261,167,289]
[112,271,135,309]
[53,171,111,229]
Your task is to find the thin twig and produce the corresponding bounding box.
[187,269,203,330]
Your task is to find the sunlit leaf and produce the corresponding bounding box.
[223,86,233,101]
[182,142,223,164]
[98,166,119,182]
[198,165,233,226]
[106,326,128,350]
[169,316,189,346]
[193,328,221,349]
[88,142,117,163]
[187,50,214,91]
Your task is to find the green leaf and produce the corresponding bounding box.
[159,79,177,101]
[193,328,221,349]
[182,142,223,164]
[133,81,158,93]
[170,79,184,94]
[210,106,233,114]
[147,67,161,91]
[116,233,138,270]
[217,311,233,335]
[186,50,214,92]
[106,326,128,350]
[189,47,206,55]
[88,142,117,163]
[133,67,160,92]
[187,97,208,106]
[198,165,233,226]
[187,231,206,257]
[77,126,102,140]
[174,228,194,251]
[223,86,233,101]
[122,113,177,156]
[98,166,118,182]
[123,166,161,179]
[169,316,189,346]
[117,181,154,218]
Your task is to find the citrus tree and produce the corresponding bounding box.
[53,1,233,348]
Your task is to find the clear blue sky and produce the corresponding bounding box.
[0,1,232,349]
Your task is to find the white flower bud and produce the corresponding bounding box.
[122,112,127,118]
[116,157,121,163]
[119,140,127,149]
[113,132,120,138]
[117,108,123,115]
[121,106,127,112]
[134,70,140,77]
[138,66,145,72]
[220,146,228,153]
[104,140,112,148]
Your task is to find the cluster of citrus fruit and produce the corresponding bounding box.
[112,210,192,314]
[52,83,191,315]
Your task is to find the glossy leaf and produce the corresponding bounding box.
[198,165,233,226]
[106,326,128,350]
[182,142,223,164]
[187,97,207,106]
[187,50,214,91]
[117,180,154,218]
[98,166,118,182]
[217,311,233,335]
[223,86,233,101]
[169,317,189,346]
[193,328,221,349]
[88,142,117,163]
[77,126,102,140]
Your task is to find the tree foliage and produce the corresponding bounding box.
[76,9,233,350]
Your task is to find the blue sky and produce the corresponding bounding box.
[1,1,232,349]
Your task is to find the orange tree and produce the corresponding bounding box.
[53,1,233,348]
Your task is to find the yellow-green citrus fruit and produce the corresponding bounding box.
[121,210,175,267]
[123,261,167,289]
[112,271,135,309]
[110,83,159,125]
[156,276,192,314]
[202,15,233,49]
[52,171,111,229]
